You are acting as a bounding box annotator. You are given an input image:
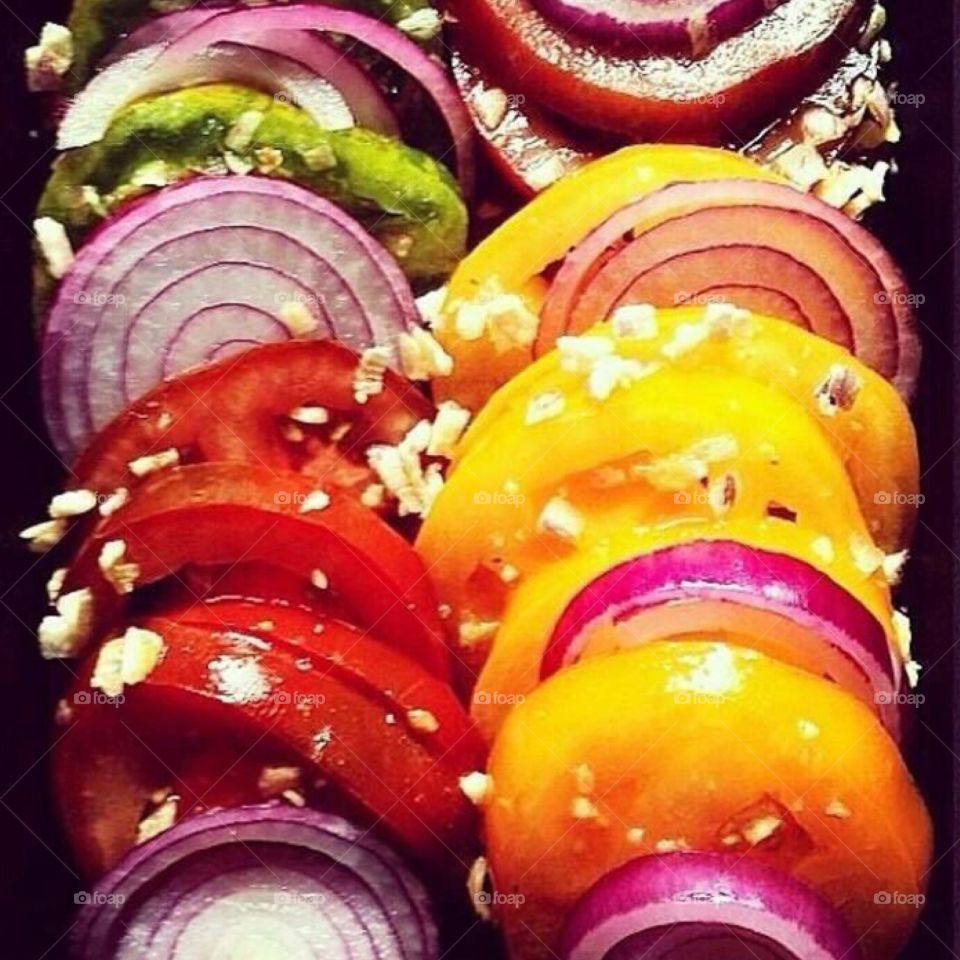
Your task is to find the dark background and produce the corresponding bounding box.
[0,2,956,957]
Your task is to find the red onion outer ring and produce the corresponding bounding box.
[542,541,902,736]
[42,175,417,464]
[539,178,920,398]
[71,803,439,960]
[559,853,862,960]
[529,0,787,58]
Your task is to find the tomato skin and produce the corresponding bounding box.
[64,462,451,680]
[70,339,433,507]
[55,614,486,880]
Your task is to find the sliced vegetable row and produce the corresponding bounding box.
[414,148,931,960]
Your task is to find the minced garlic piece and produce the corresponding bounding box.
[396,7,442,40]
[891,609,912,662]
[558,335,613,373]
[849,532,885,575]
[99,487,130,517]
[128,447,180,477]
[258,765,302,798]
[353,346,391,404]
[427,401,471,458]
[278,301,319,337]
[654,838,689,853]
[34,218,74,279]
[499,563,520,585]
[743,815,783,846]
[825,799,851,819]
[38,588,94,659]
[415,287,447,329]
[526,390,566,425]
[815,364,862,416]
[882,549,908,585]
[610,303,658,339]
[97,539,141,595]
[707,473,737,516]
[20,518,67,553]
[398,327,454,381]
[587,355,657,401]
[224,110,264,153]
[454,290,539,351]
[467,857,491,921]
[299,490,331,514]
[46,567,68,605]
[136,795,178,844]
[367,421,443,517]
[570,796,599,820]
[360,483,385,509]
[459,771,493,806]
[626,826,646,845]
[537,496,584,543]
[703,302,752,336]
[904,659,922,689]
[458,618,500,649]
[91,626,166,697]
[407,708,440,733]
[48,488,97,518]
[798,718,821,740]
[289,405,329,425]
[811,535,835,565]
[310,569,329,591]
[526,155,566,191]
[661,321,710,359]
[474,87,509,130]
[637,435,739,492]
[25,23,74,92]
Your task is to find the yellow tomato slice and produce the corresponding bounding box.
[433,146,781,409]
[472,516,896,742]
[457,307,917,553]
[485,641,932,960]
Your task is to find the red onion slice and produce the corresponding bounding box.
[72,804,438,960]
[42,176,417,463]
[530,0,788,57]
[59,25,398,149]
[540,179,920,398]
[560,853,861,960]
[543,541,902,736]
[177,4,473,193]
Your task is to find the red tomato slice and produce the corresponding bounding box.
[54,614,485,879]
[70,339,433,509]
[63,462,451,680]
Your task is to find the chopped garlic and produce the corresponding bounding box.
[499,563,520,585]
[849,533,885,576]
[299,490,331,514]
[882,549,909,585]
[891,609,913,663]
[610,303,658,339]
[557,335,614,373]
[48,488,97,518]
[407,708,440,733]
[360,484,385,509]
[46,567,68,605]
[526,154,566,191]
[703,302,752,336]
[459,772,493,806]
[467,857,491,921]
[310,569,329,591]
[97,539,141,595]
[415,287,448,329]
[34,218,74,279]
[398,327,454,381]
[25,23,73,92]
[904,659,922,689]
[224,110,264,153]
[91,626,166,697]
[570,796,599,820]
[396,7,442,40]
[258,765,302,798]
[526,390,566,425]
[537,496,584,543]
[38,588,94,659]
[637,435,739,492]
[707,473,737,516]
[458,618,500,649]
[811,535,835,565]
[136,796,178,844]
[815,364,862,416]
[825,799,851,819]
[367,421,443,518]
[128,447,180,477]
[427,401,471,458]
[798,718,821,740]
[353,347,391,404]
[587,354,656,401]
[289,405,329,425]
[474,87,509,130]
[661,321,710,359]
[743,815,783,846]
[277,301,319,337]
[19,518,67,553]
[626,826,646,845]
[654,838,689,853]
[454,290,539,351]
[99,487,129,517]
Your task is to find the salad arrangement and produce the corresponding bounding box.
[23,0,932,958]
